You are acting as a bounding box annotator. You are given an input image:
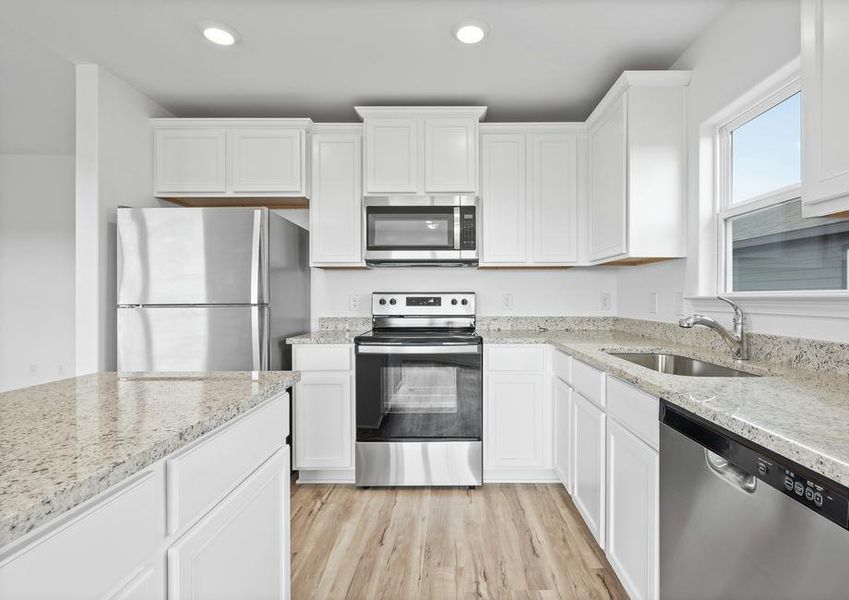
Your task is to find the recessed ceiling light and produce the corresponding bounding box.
[198,21,240,46]
[453,21,487,45]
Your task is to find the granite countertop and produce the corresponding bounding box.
[480,329,849,489]
[287,330,363,344]
[0,371,299,547]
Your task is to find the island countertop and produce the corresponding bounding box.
[0,371,299,547]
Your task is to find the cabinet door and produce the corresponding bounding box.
[364,118,418,193]
[231,129,303,194]
[310,133,363,265]
[802,0,849,216]
[155,128,226,194]
[425,118,477,193]
[529,133,578,263]
[607,418,658,600]
[168,451,287,600]
[480,133,527,264]
[588,95,628,261]
[485,373,545,469]
[553,377,572,492]
[293,372,353,469]
[572,391,606,547]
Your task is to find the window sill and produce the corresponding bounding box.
[687,292,849,319]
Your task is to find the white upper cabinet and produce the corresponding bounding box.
[153,119,311,198]
[480,125,580,266]
[155,128,226,194]
[425,118,478,193]
[231,128,303,194]
[309,126,363,266]
[586,72,690,264]
[356,107,486,195]
[802,0,849,216]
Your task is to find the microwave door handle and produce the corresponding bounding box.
[453,207,461,250]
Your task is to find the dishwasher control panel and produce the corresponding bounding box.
[740,453,849,530]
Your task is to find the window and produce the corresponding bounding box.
[718,81,849,293]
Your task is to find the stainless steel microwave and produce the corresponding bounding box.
[363,196,479,267]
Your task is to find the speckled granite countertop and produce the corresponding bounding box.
[0,371,299,547]
[288,330,362,344]
[481,330,849,489]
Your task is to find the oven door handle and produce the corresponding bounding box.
[357,344,480,355]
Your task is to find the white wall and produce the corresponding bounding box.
[0,22,76,391]
[611,0,849,342]
[75,65,173,375]
[310,267,617,329]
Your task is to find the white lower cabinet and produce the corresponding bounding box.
[572,391,606,548]
[606,418,659,600]
[485,372,546,470]
[552,376,573,492]
[293,371,353,469]
[168,450,289,600]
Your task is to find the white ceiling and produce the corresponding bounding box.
[1,0,732,122]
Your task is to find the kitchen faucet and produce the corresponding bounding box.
[678,296,748,360]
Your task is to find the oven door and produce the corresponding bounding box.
[355,343,482,442]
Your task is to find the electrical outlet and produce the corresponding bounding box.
[600,292,611,311]
[649,291,658,314]
[58,365,67,377]
[29,364,37,376]
[675,292,685,315]
[348,294,360,312]
[501,293,514,311]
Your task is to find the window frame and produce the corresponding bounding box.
[715,73,803,294]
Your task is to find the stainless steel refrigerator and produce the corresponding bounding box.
[117,207,309,372]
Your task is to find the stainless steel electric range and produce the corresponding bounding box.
[354,292,483,487]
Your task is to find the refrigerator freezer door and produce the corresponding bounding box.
[118,306,268,372]
[117,207,268,305]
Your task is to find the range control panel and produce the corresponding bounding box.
[372,292,476,317]
[750,456,849,530]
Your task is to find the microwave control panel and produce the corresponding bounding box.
[460,208,476,250]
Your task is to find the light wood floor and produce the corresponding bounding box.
[291,483,628,600]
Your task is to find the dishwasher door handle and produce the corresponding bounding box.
[705,450,757,493]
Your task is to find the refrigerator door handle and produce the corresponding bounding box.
[250,210,263,305]
[250,305,270,371]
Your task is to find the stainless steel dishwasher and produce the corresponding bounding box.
[660,401,849,599]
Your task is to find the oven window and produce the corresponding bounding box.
[356,351,482,441]
[367,207,455,249]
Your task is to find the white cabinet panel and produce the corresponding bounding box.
[485,373,546,469]
[572,392,606,548]
[310,133,363,265]
[553,376,573,492]
[155,129,226,194]
[231,129,302,194]
[802,0,849,216]
[110,561,165,600]
[364,118,418,193]
[606,377,659,450]
[425,118,477,193]
[295,344,352,371]
[480,133,527,264]
[168,451,287,600]
[293,371,353,469]
[529,133,578,263]
[486,345,545,372]
[588,95,627,261]
[607,418,658,600]
[571,359,606,409]
[0,470,165,600]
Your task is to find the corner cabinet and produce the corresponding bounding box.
[802,0,849,216]
[479,126,580,266]
[153,119,312,199]
[355,107,486,195]
[309,125,364,266]
[586,72,690,264]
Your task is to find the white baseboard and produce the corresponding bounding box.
[296,469,355,484]
[483,468,560,483]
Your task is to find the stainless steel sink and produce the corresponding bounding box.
[607,352,760,377]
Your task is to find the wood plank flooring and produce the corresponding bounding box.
[291,483,628,600]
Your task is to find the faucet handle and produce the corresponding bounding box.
[717,296,743,326]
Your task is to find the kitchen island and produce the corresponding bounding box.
[0,370,298,599]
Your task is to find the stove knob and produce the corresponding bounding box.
[451,298,458,305]
[461,298,469,306]
[379,298,386,306]
[389,298,397,306]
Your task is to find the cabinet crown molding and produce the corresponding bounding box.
[354,106,488,120]
[150,117,314,130]
[586,70,692,127]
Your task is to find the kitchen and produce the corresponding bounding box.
[1,0,848,598]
